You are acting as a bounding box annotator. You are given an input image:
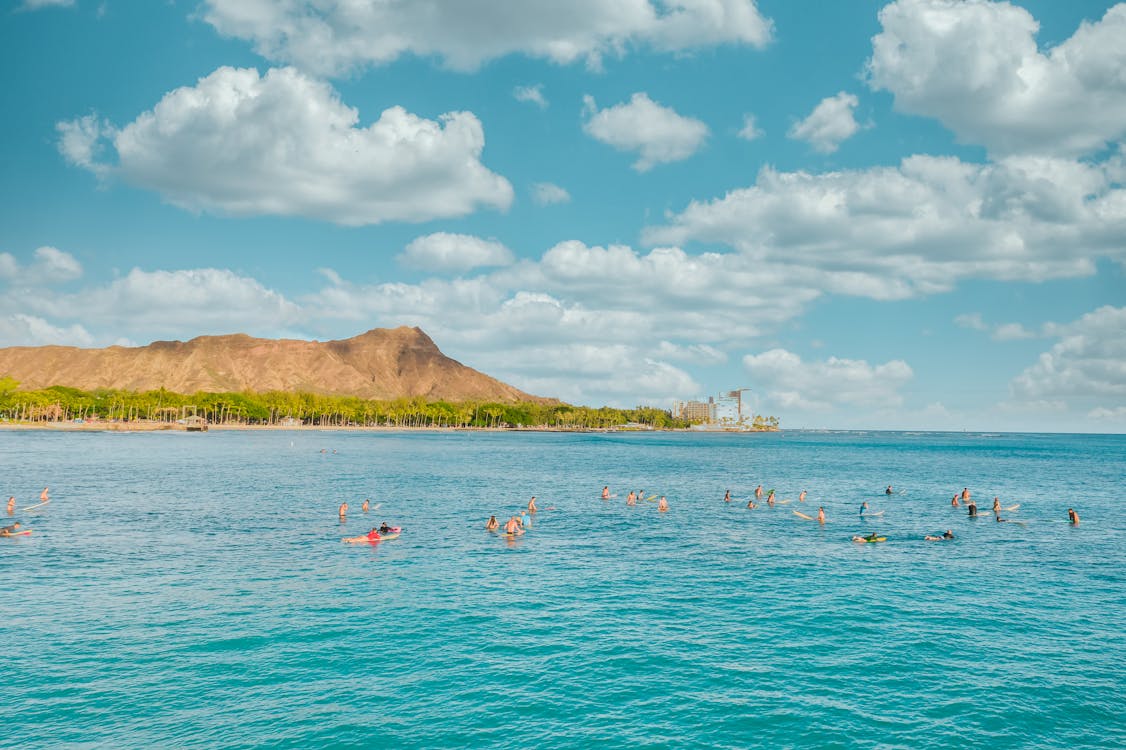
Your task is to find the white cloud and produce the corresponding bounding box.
[202,0,772,76]
[867,0,1126,157]
[56,115,114,177]
[20,0,74,9]
[737,113,763,141]
[0,315,93,347]
[954,312,987,331]
[531,182,571,206]
[398,233,514,273]
[646,154,1126,298]
[955,312,1036,341]
[1009,305,1126,403]
[742,349,914,411]
[1088,406,1126,420]
[582,93,709,171]
[513,84,548,109]
[655,340,727,364]
[787,91,860,154]
[0,247,83,286]
[57,66,513,225]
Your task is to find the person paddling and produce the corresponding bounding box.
[0,521,21,537]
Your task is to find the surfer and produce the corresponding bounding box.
[967,498,978,517]
[338,502,348,520]
[1067,508,1080,526]
[992,497,1002,513]
[6,496,13,514]
[361,498,370,513]
[343,528,381,543]
[755,485,763,500]
[859,501,869,517]
[852,531,881,543]
[925,530,955,541]
[657,496,669,512]
[951,494,960,507]
[601,486,610,499]
[0,522,21,536]
[528,497,537,514]
[723,489,731,503]
[798,490,806,503]
[379,522,394,534]
[485,515,499,531]
[885,485,893,495]
[817,507,826,524]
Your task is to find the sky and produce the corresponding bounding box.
[1,0,1124,432]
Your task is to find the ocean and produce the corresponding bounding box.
[2,429,1123,748]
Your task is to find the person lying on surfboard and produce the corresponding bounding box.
[343,528,384,543]
[853,532,882,542]
[925,530,955,541]
[1,522,23,536]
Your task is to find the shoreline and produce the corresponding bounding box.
[0,420,779,434]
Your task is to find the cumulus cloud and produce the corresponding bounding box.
[531,182,571,206]
[0,315,93,348]
[513,84,548,109]
[57,66,513,225]
[1009,305,1126,404]
[867,0,1126,157]
[398,233,514,273]
[582,93,709,171]
[0,247,83,286]
[788,92,861,153]
[737,113,763,141]
[742,349,914,411]
[645,154,1126,298]
[202,0,773,76]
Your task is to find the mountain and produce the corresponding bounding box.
[0,326,549,402]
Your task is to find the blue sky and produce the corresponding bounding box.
[1,0,1124,432]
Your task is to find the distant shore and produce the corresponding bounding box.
[0,420,777,434]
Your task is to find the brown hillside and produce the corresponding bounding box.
[0,326,549,402]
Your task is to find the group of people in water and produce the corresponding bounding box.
[485,495,541,536]
[2,487,49,536]
[338,496,402,543]
[602,485,670,512]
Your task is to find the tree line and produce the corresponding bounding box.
[0,378,777,430]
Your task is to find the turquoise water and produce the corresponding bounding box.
[2,429,1124,749]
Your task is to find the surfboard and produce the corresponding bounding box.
[342,532,399,544]
[776,499,793,505]
[1,530,32,537]
[863,510,886,517]
[853,536,886,543]
[793,510,815,521]
[20,501,49,512]
[1005,504,1020,511]
[645,495,659,502]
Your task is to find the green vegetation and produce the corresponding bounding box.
[0,381,728,430]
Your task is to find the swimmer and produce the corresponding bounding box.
[504,516,523,535]
[951,494,960,507]
[6,496,13,515]
[755,485,763,500]
[885,485,893,495]
[485,515,499,531]
[657,496,668,512]
[1067,508,1080,526]
[723,489,731,503]
[601,486,610,499]
[961,487,970,501]
[798,490,806,503]
[925,530,955,541]
[338,502,348,520]
[746,500,757,509]
[361,498,370,513]
[859,501,869,517]
[528,496,537,514]
[817,506,826,524]
[0,521,21,536]
[992,497,1001,513]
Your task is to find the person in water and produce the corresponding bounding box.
[755,485,764,500]
[925,530,955,541]
[859,501,869,517]
[817,507,826,524]
[951,494,960,507]
[1,521,21,536]
[485,515,499,531]
[657,496,669,512]
[601,486,610,499]
[519,510,532,529]
[361,498,370,513]
[40,487,49,502]
[798,490,807,503]
[528,497,537,513]
[961,487,971,501]
[852,532,881,543]
[967,499,978,517]
[342,528,381,543]
[504,516,523,535]
[766,492,775,508]
[723,490,731,503]
[885,485,893,495]
[6,496,13,515]
[338,502,348,520]
[626,493,637,506]
[746,500,757,509]
[379,522,394,534]
[1068,508,1080,526]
